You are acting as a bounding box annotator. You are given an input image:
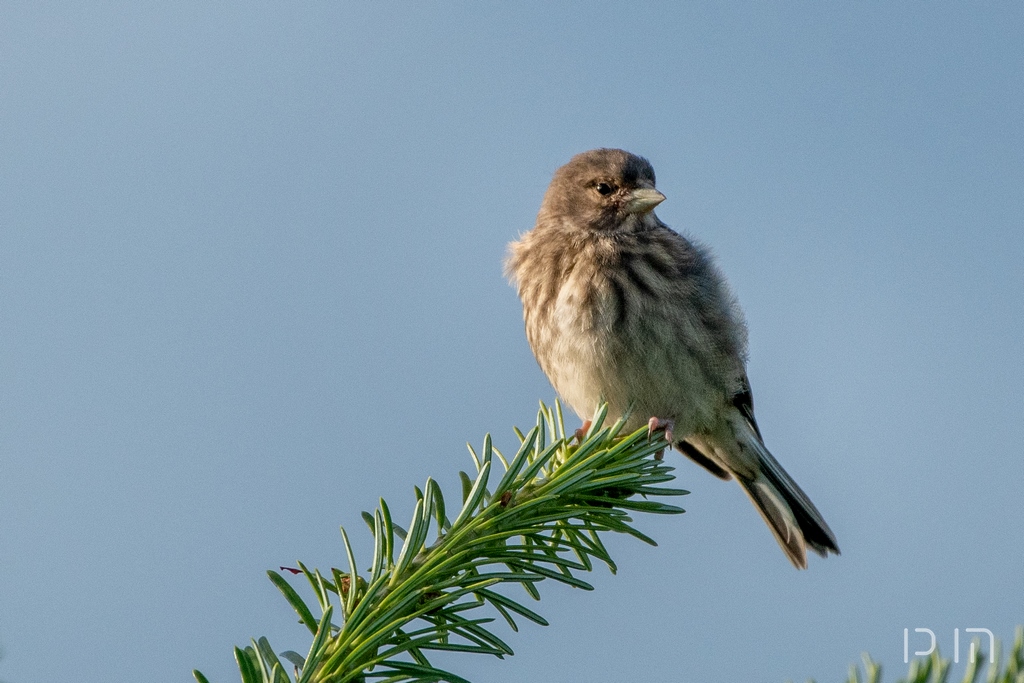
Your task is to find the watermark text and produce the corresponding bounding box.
[903,628,995,664]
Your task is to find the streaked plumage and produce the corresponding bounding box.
[506,148,839,568]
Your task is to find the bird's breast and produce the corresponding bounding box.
[522,239,735,433]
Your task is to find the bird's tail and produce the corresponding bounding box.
[734,423,840,569]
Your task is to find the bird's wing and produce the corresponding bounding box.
[678,439,732,480]
[676,376,760,481]
[731,373,762,440]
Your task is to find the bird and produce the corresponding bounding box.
[505,148,839,569]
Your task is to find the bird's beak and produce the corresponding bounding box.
[625,187,666,214]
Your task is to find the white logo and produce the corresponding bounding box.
[903,628,995,664]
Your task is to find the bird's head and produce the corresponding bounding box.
[538,148,665,233]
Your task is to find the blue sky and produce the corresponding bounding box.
[1,3,1021,682]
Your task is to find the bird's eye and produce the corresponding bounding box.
[595,182,614,196]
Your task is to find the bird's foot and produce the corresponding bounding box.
[647,417,674,460]
[647,417,674,442]
[574,420,592,443]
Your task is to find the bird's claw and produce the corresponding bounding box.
[646,417,674,443]
[647,417,674,460]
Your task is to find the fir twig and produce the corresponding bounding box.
[195,402,684,683]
